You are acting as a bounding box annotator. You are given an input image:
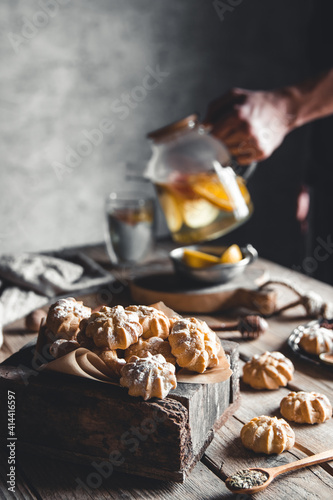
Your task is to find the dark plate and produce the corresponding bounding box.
[288,318,333,369]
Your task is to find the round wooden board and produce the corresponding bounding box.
[129,267,269,313]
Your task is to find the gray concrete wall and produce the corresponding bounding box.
[0,0,313,267]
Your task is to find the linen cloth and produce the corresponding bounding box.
[0,251,114,327]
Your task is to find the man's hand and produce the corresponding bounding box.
[204,88,296,164]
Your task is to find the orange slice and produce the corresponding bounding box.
[191,178,235,212]
[220,244,243,264]
[190,174,251,212]
[182,248,220,268]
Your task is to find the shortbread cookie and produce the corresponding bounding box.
[124,337,176,365]
[243,351,294,389]
[46,297,91,340]
[83,305,142,349]
[168,316,181,330]
[299,326,333,355]
[169,317,221,373]
[280,391,332,424]
[76,327,95,350]
[49,339,80,358]
[241,415,295,454]
[92,348,126,379]
[126,305,170,339]
[120,353,177,400]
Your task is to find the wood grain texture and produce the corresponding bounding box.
[129,266,277,314]
[0,453,38,500]
[15,451,230,500]
[203,418,333,500]
[0,341,239,483]
[1,252,333,499]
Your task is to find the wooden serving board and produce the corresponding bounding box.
[130,267,276,315]
[0,340,240,483]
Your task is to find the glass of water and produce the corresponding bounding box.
[105,192,155,266]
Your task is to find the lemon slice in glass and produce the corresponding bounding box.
[183,248,220,268]
[183,199,219,228]
[220,244,243,264]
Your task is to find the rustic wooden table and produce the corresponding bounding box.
[0,244,333,499]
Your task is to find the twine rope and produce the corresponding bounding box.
[259,279,333,319]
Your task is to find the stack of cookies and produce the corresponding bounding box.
[40,297,223,401]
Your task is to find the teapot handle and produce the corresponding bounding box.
[200,123,257,181]
[240,161,257,181]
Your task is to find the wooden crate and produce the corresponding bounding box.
[0,340,239,483]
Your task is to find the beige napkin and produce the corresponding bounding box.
[0,251,113,325]
[42,346,232,385]
[42,348,119,384]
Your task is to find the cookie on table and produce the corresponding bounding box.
[280,391,332,424]
[242,351,294,390]
[241,415,295,454]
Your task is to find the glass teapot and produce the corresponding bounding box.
[145,114,254,245]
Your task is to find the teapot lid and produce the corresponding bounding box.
[147,114,198,142]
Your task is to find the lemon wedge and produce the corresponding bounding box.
[182,248,220,268]
[220,244,243,264]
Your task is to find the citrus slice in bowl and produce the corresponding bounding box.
[220,244,243,264]
[182,248,220,268]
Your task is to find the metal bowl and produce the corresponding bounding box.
[169,244,258,285]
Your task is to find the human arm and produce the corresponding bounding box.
[204,69,333,164]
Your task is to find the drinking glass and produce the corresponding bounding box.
[105,192,155,266]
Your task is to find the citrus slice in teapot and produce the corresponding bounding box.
[182,199,219,228]
[146,115,255,244]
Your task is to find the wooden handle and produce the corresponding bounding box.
[223,288,277,315]
[270,449,333,477]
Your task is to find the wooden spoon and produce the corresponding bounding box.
[226,448,333,494]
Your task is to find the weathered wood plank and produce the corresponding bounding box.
[236,383,333,469]
[0,453,38,500]
[234,323,333,400]
[204,372,333,499]
[1,251,332,499]
[0,340,239,484]
[14,450,230,500]
[0,332,37,364]
[204,417,333,499]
